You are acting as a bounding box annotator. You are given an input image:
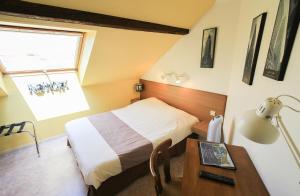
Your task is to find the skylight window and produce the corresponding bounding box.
[0,26,83,74]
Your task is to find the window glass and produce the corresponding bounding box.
[0,27,82,73]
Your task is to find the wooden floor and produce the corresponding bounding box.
[0,136,185,196]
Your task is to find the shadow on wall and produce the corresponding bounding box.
[12,72,90,121]
[227,118,236,144]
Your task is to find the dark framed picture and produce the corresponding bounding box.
[201,27,217,68]
[263,0,300,81]
[242,13,267,85]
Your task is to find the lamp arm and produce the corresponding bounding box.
[282,105,300,113]
[275,114,300,168]
[276,95,300,112]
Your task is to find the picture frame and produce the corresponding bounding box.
[242,13,267,85]
[200,27,217,68]
[263,0,300,81]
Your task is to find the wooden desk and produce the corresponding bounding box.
[182,139,269,196]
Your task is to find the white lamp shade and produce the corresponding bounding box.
[236,110,279,144]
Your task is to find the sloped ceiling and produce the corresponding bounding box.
[80,28,182,85]
[25,0,215,28]
[2,0,215,85]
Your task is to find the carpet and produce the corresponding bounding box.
[0,136,185,196]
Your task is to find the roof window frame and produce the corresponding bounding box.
[0,25,84,75]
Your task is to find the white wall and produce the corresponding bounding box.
[142,0,241,95]
[224,0,300,195]
[142,0,300,195]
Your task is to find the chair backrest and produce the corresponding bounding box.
[150,139,172,196]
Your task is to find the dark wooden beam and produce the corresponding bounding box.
[0,0,189,35]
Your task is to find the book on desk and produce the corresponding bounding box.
[199,141,236,170]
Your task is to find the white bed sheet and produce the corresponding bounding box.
[65,97,198,188]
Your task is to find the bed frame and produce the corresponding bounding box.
[76,79,227,196]
[140,79,227,121]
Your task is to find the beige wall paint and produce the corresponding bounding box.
[142,0,300,195]
[81,28,181,85]
[26,0,215,28]
[78,31,97,84]
[223,0,300,195]
[0,75,139,153]
[142,0,241,95]
[0,72,7,97]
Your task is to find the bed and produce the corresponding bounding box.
[66,79,227,195]
[66,97,198,195]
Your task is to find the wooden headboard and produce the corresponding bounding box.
[140,79,227,121]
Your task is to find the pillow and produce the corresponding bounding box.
[113,97,199,145]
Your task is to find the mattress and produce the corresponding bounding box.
[65,97,198,188]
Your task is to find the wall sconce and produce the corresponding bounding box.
[135,83,144,92]
[161,72,187,84]
[28,70,69,96]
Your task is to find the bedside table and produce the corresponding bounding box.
[130,97,140,104]
[191,120,209,140]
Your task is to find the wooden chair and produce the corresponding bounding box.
[150,139,182,196]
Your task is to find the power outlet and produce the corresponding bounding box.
[209,110,216,117]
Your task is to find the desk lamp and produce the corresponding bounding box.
[236,95,300,168]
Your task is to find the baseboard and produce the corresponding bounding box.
[0,133,66,155]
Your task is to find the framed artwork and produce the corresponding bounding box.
[242,13,267,85]
[263,0,300,81]
[201,27,217,68]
